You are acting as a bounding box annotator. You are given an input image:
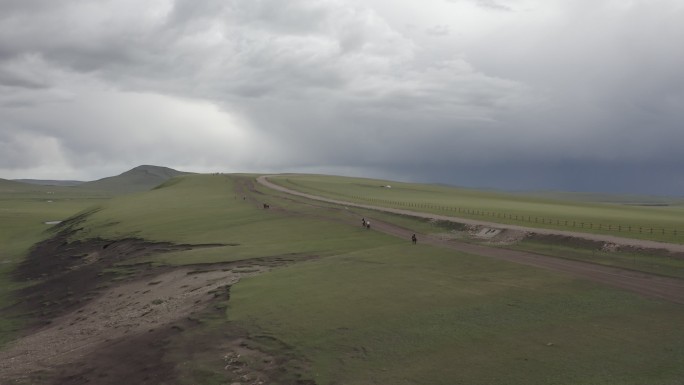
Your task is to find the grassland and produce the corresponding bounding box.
[0,181,111,345]
[268,174,684,243]
[74,175,399,265]
[230,245,684,385]
[3,173,684,384]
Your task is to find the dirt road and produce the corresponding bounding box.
[257,176,684,305]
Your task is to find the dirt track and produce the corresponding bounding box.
[258,176,684,305]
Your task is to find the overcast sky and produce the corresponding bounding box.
[1,0,683,195]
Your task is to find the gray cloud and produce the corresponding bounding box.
[445,0,513,12]
[0,0,683,194]
[425,25,451,37]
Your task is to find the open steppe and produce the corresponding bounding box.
[1,169,684,385]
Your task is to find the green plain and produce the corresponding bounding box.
[2,173,684,384]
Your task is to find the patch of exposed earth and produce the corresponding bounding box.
[2,266,249,378]
[1,223,317,385]
[432,224,529,246]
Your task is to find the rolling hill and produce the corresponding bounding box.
[0,178,39,193]
[77,165,191,194]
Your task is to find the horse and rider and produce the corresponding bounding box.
[362,218,371,229]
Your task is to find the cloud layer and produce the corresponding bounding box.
[1,0,682,194]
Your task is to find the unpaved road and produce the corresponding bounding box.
[257,176,684,253]
[258,176,684,305]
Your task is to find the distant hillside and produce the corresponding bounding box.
[0,178,40,193]
[14,179,84,187]
[0,178,86,196]
[78,165,191,194]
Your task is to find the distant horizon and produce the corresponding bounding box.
[6,164,683,200]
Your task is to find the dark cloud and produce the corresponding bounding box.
[0,0,683,194]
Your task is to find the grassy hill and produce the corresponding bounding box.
[77,165,190,194]
[2,173,684,384]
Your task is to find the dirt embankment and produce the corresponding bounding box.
[1,222,317,385]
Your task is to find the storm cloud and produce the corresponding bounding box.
[0,0,682,194]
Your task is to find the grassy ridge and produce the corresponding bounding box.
[269,175,684,243]
[76,174,399,265]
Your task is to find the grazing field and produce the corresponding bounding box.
[2,173,684,384]
[268,174,684,243]
[0,181,110,345]
[230,245,684,385]
[74,175,399,265]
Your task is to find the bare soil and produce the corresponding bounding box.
[1,222,317,385]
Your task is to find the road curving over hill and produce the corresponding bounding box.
[257,175,684,305]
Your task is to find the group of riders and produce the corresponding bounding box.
[262,204,417,243]
[362,217,417,244]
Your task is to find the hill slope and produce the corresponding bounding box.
[13,179,84,187]
[0,178,38,193]
[77,165,190,194]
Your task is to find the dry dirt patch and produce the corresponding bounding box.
[1,221,317,385]
[0,264,268,381]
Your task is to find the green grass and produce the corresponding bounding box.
[507,238,684,279]
[73,174,399,266]
[269,174,684,243]
[0,185,110,346]
[229,244,684,385]
[4,172,684,384]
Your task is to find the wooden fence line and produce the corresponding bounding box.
[348,195,681,237]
